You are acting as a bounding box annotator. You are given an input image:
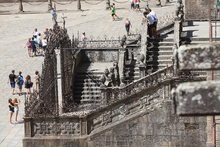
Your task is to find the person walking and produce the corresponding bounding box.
[8,98,14,124]
[25,75,33,94]
[8,70,16,95]
[12,98,20,123]
[111,3,119,21]
[16,71,24,96]
[34,71,41,94]
[125,18,132,36]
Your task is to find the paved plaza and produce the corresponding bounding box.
[0,1,176,146]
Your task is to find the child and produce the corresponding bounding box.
[111,3,119,21]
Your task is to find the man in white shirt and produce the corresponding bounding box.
[143,11,154,37]
[33,28,39,37]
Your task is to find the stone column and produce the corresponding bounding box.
[77,0,81,10]
[118,48,126,86]
[139,64,146,78]
[156,0,161,7]
[48,0,52,11]
[19,0,23,12]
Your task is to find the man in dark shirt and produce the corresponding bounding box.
[8,70,17,95]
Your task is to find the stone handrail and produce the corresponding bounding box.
[101,65,174,105]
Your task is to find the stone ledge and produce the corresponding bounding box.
[178,43,220,70]
[175,81,220,115]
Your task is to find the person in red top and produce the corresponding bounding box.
[134,0,140,11]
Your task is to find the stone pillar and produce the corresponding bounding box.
[156,0,161,7]
[174,20,181,47]
[118,48,126,86]
[56,50,63,114]
[106,0,110,10]
[24,117,33,137]
[139,64,146,78]
[19,0,23,12]
[77,0,81,10]
[48,0,52,11]
[141,18,148,64]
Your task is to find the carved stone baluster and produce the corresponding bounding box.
[100,86,108,105]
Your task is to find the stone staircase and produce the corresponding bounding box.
[73,62,112,105]
[124,35,141,83]
[146,33,174,73]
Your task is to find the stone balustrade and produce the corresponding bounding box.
[100,65,174,105]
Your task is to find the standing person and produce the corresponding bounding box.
[33,28,39,37]
[25,38,32,57]
[30,37,37,56]
[125,18,132,36]
[8,98,14,124]
[16,71,24,95]
[8,70,17,95]
[111,3,119,21]
[143,11,155,38]
[81,32,87,48]
[51,8,57,24]
[44,28,50,41]
[25,75,33,94]
[42,37,47,54]
[149,8,158,36]
[12,98,20,123]
[34,71,41,94]
[130,0,134,9]
[134,0,140,11]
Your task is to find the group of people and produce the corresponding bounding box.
[8,98,20,124]
[8,70,41,96]
[111,3,157,38]
[130,0,141,11]
[25,28,50,57]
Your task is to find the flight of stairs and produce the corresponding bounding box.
[146,33,174,74]
[73,63,112,105]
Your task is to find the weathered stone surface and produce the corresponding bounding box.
[184,0,220,20]
[175,81,220,115]
[178,44,220,70]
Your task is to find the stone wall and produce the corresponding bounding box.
[88,105,207,147]
[184,0,220,20]
[82,49,119,62]
[0,0,72,3]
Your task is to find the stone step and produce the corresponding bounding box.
[74,86,100,90]
[75,78,101,83]
[74,90,101,95]
[147,51,173,55]
[76,74,101,79]
[148,46,173,51]
[147,60,173,64]
[157,55,173,60]
[75,82,100,87]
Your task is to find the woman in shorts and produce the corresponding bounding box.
[13,98,20,123]
[8,98,14,124]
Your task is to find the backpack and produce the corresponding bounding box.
[26,42,31,48]
[17,76,24,85]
